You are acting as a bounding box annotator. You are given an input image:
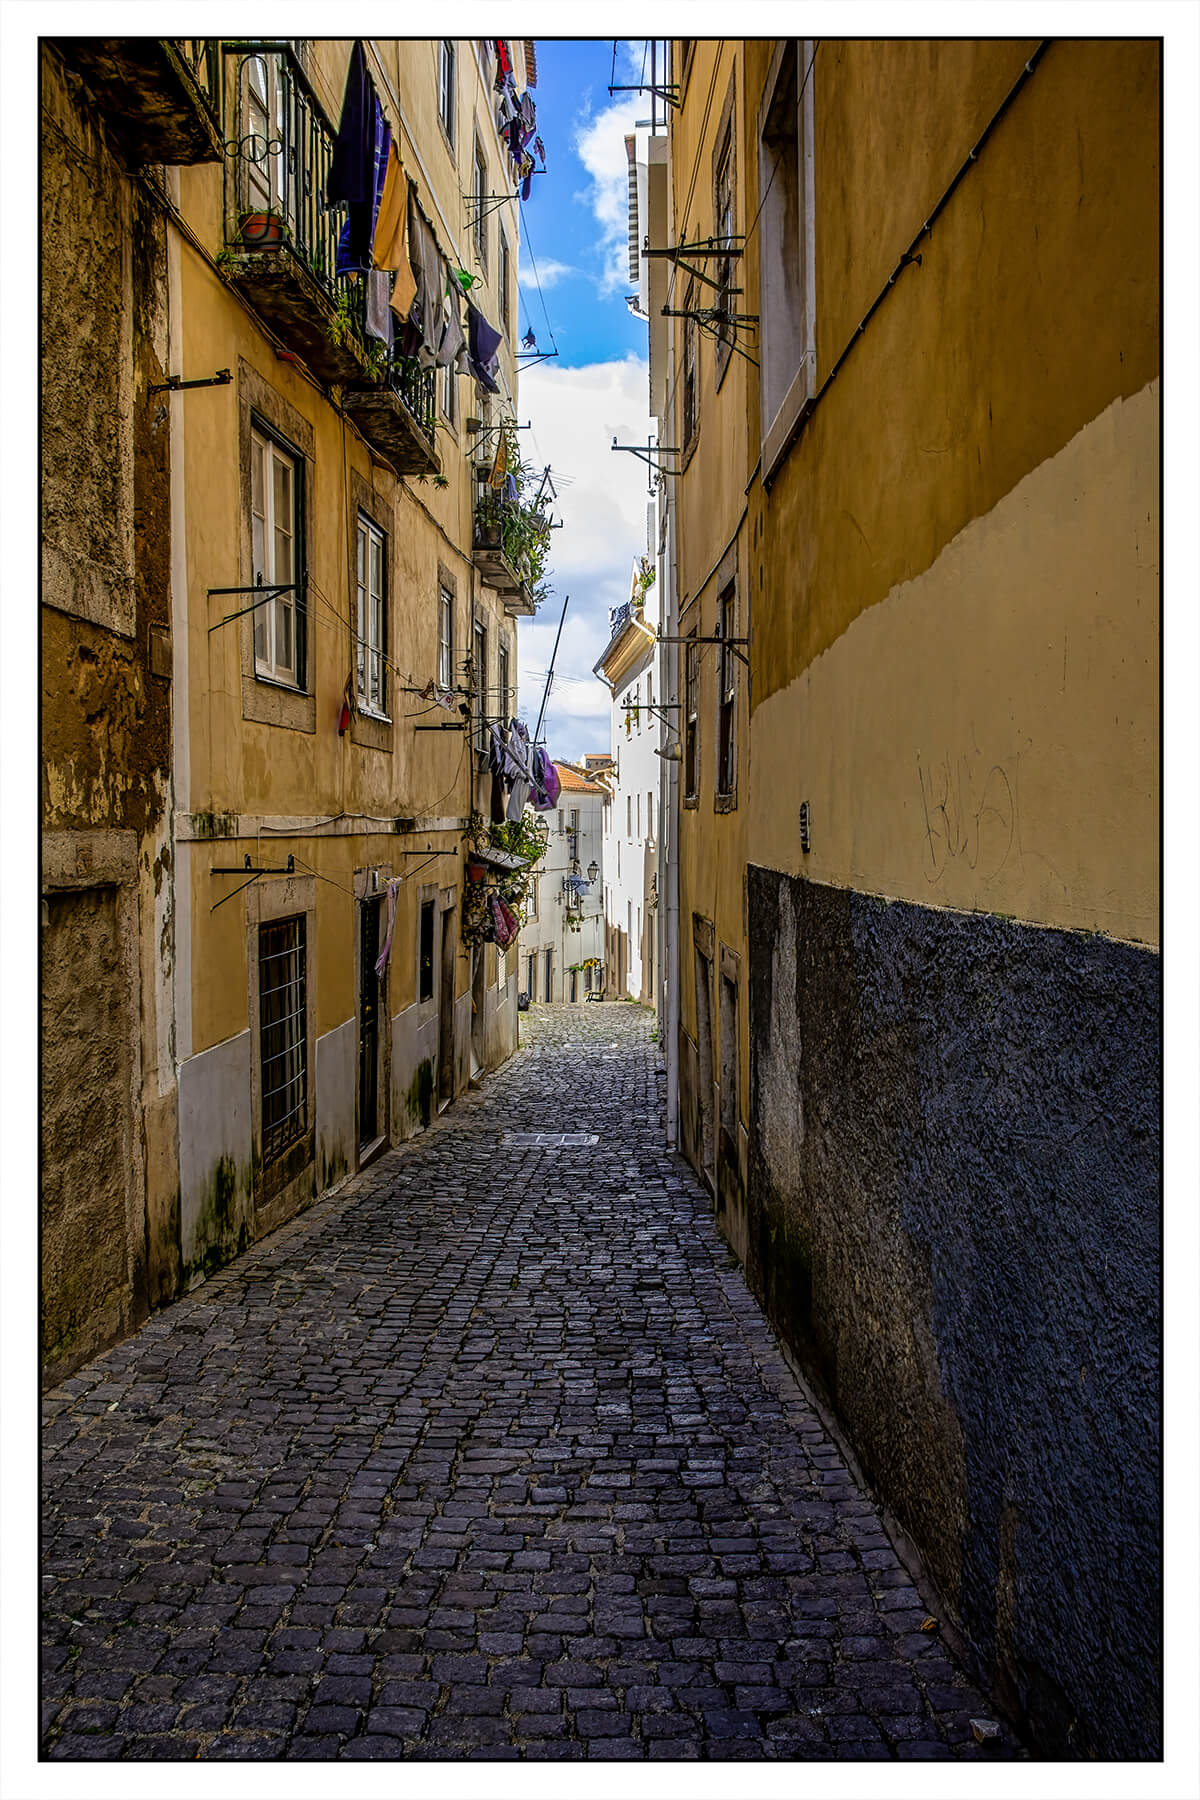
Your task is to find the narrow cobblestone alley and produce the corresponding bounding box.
[41,1004,1020,1764]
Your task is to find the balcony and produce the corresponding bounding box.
[221,43,369,385]
[344,356,440,478]
[474,499,547,614]
[56,38,223,165]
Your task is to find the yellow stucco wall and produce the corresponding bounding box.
[174,40,519,1057]
[748,380,1159,942]
[750,37,1160,701]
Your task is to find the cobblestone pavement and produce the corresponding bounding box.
[41,1003,1021,1762]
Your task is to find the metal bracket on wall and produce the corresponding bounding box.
[642,236,744,292]
[207,582,298,632]
[210,852,295,911]
[149,368,232,395]
[656,632,750,670]
[611,436,680,476]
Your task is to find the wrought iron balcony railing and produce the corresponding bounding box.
[175,39,222,131]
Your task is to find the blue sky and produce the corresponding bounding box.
[511,40,657,764]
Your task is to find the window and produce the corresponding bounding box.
[439,40,456,144]
[568,807,580,864]
[759,39,817,479]
[419,900,435,1002]
[684,631,699,804]
[499,226,511,333]
[636,793,641,838]
[713,86,737,382]
[681,278,699,453]
[647,790,654,840]
[528,876,538,922]
[498,639,510,723]
[717,583,737,802]
[473,618,488,753]
[259,916,307,1162]
[251,422,304,687]
[355,513,386,714]
[243,54,286,217]
[626,795,632,838]
[438,583,454,690]
[440,356,456,426]
[474,139,489,273]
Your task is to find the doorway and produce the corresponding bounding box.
[358,897,384,1153]
[470,943,485,1079]
[694,941,716,1194]
[437,906,456,1109]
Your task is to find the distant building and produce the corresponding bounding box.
[595,558,661,1005]
[516,763,605,1003]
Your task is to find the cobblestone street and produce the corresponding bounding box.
[41,1003,1019,1763]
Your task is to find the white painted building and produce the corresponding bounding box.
[595,555,662,1005]
[517,763,606,1004]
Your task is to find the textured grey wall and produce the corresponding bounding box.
[747,867,1160,1760]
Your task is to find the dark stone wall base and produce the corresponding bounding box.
[746,868,1160,1760]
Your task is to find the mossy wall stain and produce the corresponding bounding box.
[406,1056,435,1129]
[184,1155,252,1285]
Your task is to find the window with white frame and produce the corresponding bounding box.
[497,639,510,723]
[474,138,489,273]
[499,226,511,333]
[759,39,817,478]
[250,421,304,687]
[259,915,307,1162]
[713,94,737,380]
[716,581,737,802]
[681,278,699,453]
[684,630,699,804]
[439,40,456,144]
[438,583,454,690]
[355,513,387,714]
[473,618,488,753]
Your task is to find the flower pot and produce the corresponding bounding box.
[239,211,285,249]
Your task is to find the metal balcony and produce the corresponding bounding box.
[221,42,371,386]
[344,355,440,478]
[54,38,224,165]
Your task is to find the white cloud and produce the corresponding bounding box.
[528,258,575,288]
[572,93,644,296]
[515,354,653,761]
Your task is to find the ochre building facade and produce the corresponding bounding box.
[660,36,1160,1760]
[42,38,541,1378]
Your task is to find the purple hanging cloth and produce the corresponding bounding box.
[466,300,503,393]
[337,110,389,274]
[327,41,373,206]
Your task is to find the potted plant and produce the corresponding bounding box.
[237,206,288,249]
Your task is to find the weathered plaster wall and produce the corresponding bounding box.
[747,37,1160,705]
[40,885,144,1379]
[392,1005,440,1141]
[315,1019,356,1194]
[747,867,1160,1760]
[178,1031,254,1286]
[747,382,1159,942]
[41,44,180,1376]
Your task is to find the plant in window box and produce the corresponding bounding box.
[237,207,289,249]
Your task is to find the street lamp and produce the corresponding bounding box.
[587,860,599,884]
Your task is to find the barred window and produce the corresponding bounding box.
[259,916,307,1161]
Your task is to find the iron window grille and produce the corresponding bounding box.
[259,915,307,1162]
